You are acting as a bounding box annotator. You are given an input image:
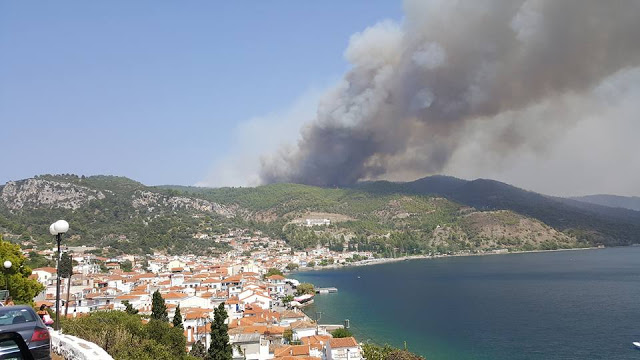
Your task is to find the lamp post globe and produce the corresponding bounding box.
[53,220,69,234]
[49,224,58,236]
[3,261,11,270]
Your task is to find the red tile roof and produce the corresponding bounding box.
[329,337,358,348]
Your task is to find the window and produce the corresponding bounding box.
[0,309,36,326]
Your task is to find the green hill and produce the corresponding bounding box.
[353,176,640,246]
[2,174,636,256]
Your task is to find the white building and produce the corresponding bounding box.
[230,333,272,360]
[326,337,362,360]
[305,219,331,227]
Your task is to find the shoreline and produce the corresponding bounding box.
[291,245,604,273]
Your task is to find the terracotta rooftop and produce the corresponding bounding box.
[329,337,358,348]
[274,345,310,357]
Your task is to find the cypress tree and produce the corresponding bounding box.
[151,290,169,322]
[123,300,138,315]
[208,302,232,360]
[173,304,183,329]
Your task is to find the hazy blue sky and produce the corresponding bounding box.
[0,1,403,185]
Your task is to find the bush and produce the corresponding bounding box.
[296,283,315,296]
[362,344,425,360]
[265,268,284,277]
[62,311,190,360]
[330,328,352,338]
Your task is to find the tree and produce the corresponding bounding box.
[151,290,169,322]
[59,252,73,317]
[190,340,207,359]
[208,302,232,360]
[295,283,315,296]
[120,260,133,272]
[282,295,294,306]
[286,263,299,271]
[264,268,283,278]
[145,319,187,359]
[331,328,353,338]
[123,300,139,315]
[307,261,316,267]
[25,252,54,269]
[0,238,44,304]
[173,304,183,329]
[283,328,293,343]
[112,338,173,360]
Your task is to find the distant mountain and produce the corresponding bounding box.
[570,194,640,212]
[1,174,638,256]
[354,175,640,246]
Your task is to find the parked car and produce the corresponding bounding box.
[0,305,50,360]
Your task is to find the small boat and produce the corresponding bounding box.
[632,342,640,349]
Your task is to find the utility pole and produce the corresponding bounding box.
[315,312,322,335]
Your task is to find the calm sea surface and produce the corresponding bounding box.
[293,247,640,359]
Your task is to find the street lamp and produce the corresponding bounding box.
[50,220,69,331]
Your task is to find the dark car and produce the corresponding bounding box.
[0,306,50,360]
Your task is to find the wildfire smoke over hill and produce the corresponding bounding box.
[259,0,640,187]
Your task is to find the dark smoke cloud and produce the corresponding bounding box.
[260,0,640,186]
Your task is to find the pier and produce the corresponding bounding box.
[315,287,338,294]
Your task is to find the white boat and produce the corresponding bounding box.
[632,342,640,349]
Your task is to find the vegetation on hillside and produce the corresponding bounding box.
[3,174,638,256]
[0,175,232,255]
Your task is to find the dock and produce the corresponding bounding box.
[315,287,338,294]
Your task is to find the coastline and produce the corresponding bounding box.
[290,246,640,360]
[291,245,604,273]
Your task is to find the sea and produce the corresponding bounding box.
[293,247,640,359]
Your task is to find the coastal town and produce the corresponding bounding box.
[28,225,372,360]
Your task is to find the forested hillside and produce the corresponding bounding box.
[2,174,637,256]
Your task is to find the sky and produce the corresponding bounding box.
[0,1,402,185]
[1,1,639,197]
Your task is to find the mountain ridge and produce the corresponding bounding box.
[0,174,638,256]
[570,194,640,212]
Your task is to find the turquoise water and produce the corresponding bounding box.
[294,247,640,359]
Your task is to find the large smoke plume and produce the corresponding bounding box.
[259,0,640,186]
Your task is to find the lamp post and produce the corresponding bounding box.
[3,260,11,295]
[49,220,69,331]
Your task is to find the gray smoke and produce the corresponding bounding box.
[260,0,640,186]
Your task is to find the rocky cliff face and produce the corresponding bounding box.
[0,179,107,211]
[0,178,237,218]
[131,190,235,218]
